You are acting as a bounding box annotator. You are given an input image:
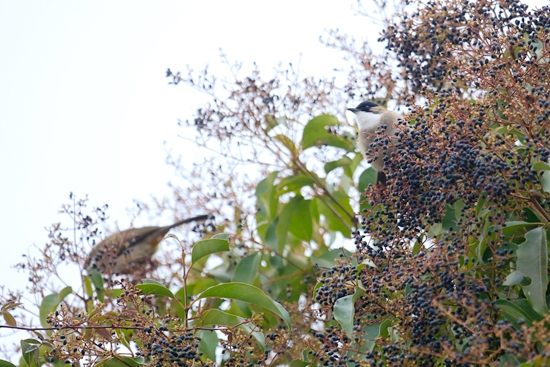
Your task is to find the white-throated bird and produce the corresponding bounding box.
[85,214,210,275]
[348,101,401,184]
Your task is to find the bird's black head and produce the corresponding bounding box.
[347,101,379,113]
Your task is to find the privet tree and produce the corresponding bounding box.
[2,0,550,366]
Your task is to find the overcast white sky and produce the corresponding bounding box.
[0,1,377,299]
[0,0,547,344]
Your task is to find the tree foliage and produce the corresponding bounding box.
[2,0,550,366]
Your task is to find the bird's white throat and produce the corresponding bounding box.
[354,111,382,131]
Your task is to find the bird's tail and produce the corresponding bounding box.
[126,214,211,249]
[164,214,210,231]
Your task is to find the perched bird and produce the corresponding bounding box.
[85,214,210,274]
[348,101,401,184]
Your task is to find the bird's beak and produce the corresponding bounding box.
[347,108,358,113]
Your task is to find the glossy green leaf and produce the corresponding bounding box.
[233,253,261,284]
[276,195,304,251]
[542,171,550,193]
[289,199,313,242]
[212,233,230,240]
[379,319,392,338]
[516,227,549,315]
[302,114,340,147]
[302,114,354,151]
[264,219,278,250]
[495,299,541,328]
[501,221,538,238]
[314,190,353,238]
[103,356,144,367]
[136,280,174,298]
[277,174,315,195]
[324,156,353,174]
[441,200,465,231]
[503,271,528,286]
[498,353,524,367]
[0,360,17,367]
[358,168,378,192]
[363,323,382,351]
[89,269,104,302]
[201,309,244,326]
[311,248,352,268]
[198,330,218,363]
[333,287,364,335]
[20,339,40,367]
[39,294,60,328]
[532,162,550,172]
[200,309,265,349]
[192,238,229,264]
[83,274,93,297]
[198,282,291,328]
[38,286,73,329]
[256,171,279,221]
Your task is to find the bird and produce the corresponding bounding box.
[347,101,401,184]
[85,214,210,275]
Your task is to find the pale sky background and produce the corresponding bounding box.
[0,1,374,300]
[0,0,546,347]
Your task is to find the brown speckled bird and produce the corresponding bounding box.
[85,214,209,274]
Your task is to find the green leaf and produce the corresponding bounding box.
[542,171,550,193]
[192,238,229,264]
[200,309,265,349]
[333,287,365,335]
[264,219,278,250]
[277,174,315,195]
[503,271,528,286]
[363,323,382,351]
[39,294,60,328]
[0,360,17,367]
[532,162,550,172]
[498,353,524,367]
[274,134,298,154]
[324,156,353,174]
[311,248,352,268]
[379,319,392,338]
[289,199,313,242]
[358,168,378,192]
[358,168,378,212]
[302,114,354,151]
[314,190,353,238]
[198,330,218,363]
[501,221,538,238]
[212,233,230,240]
[441,200,465,231]
[494,299,541,328]
[136,280,174,298]
[256,171,279,221]
[516,227,549,315]
[2,312,16,327]
[276,195,304,251]
[103,356,144,367]
[20,339,40,367]
[233,253,261,284]
[198,282,291,328]
[201,309,244,326]
[89,269,105,302]
[83,275,93,297]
